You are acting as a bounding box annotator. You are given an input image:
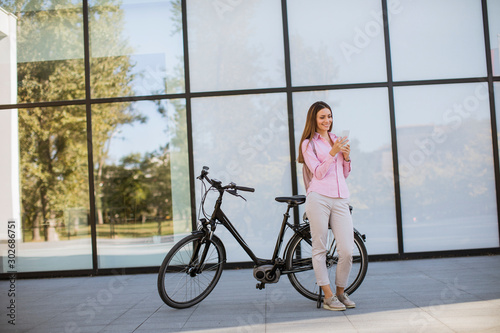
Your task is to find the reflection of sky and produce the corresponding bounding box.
[394,83,491,128]
[487,0,500,74]
[488,0,500,48]
[121,1,183,95]
[103,0,181,163]
[293,88,391,153]
[107,102,171,164]
[389,0,487,81]
[121,1,181,64]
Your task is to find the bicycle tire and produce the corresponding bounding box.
[286,227,368,301]
[157,233,226,308]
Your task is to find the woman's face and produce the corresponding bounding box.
[316,108,332,132]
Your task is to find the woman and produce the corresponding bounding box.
[298,101,355,311]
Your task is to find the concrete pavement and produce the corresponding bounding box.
[1,255,499,332]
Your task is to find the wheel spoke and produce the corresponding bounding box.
[157,234,225,308]
[287,229,368,301]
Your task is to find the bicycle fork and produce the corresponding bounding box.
[189,222,215,275]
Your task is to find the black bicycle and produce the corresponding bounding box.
[157,166,368,309]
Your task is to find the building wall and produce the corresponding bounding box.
[0,0,499,275]
[0,7,21,246]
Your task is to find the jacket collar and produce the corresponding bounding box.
[314,132,336,140]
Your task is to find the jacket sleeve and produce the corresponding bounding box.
[343,159,351,178]
[302,139,335,180]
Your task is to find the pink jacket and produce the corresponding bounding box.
[302,132,351,199]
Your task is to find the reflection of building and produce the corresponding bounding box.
[497,34,500,74]
[0,7,21,240]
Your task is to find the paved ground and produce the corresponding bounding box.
[1,255,499,333]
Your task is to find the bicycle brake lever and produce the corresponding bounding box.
[227,189,247,201]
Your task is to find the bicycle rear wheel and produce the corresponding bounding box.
[157,233,225,308]
[286,228,368,301]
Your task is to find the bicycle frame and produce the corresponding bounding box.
[157,167,368,308]
[206,188,303,268]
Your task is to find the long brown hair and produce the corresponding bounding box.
[297,101,332,163]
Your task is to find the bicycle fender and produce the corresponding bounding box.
[353,228,366,242]
[283,225,310,261]
[191,230,205,236]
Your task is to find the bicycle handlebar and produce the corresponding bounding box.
[234,186,255,192]
[198,166,255,192]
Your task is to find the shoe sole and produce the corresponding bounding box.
[323,304,346,311]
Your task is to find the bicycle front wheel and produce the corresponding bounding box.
[157,233,226,308]
[286,228,368,301]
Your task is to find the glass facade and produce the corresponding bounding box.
[192,93,292,261]
[394,83,498,252]
[92,99,190,268]
[388,0,487,81]
[6,105,93,272]
[89,0,184,97]
[287,0,387,85]
[292,89,398,255]
[487,0,500,76]
[7,1,86,103]
[0,0,499,274]
[187,0,285,92]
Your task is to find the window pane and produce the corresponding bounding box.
[191,94,292,262]
[394,83,498,252]
[187,0,285,92]
[287,0,387,86]
[0,2,85,103]
[487,0,500,76]
[389,0,487,81]
[89,0,184,98]
[0,106,92,273]
[293,89,398,255]
[93,99,190,268]
[496,82,500,166]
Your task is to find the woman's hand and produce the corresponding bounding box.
[330,136,349,157]
[341,143,351,162]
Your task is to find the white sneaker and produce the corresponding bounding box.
[323,295,346,311]
[337,293,356,308]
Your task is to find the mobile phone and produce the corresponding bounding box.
[341,130,350,139]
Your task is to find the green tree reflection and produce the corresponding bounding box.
[2,0,186,241]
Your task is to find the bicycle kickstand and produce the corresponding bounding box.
[316,286,322,308]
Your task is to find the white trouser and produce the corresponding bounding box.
[305,192,353,288]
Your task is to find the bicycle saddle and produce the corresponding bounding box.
[274,195,306,205]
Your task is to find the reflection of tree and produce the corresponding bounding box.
[96,0,189,234]
[289,37,340,84]
[99,150,172,226]
[19,105,89,241]
[8,0,137,241]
